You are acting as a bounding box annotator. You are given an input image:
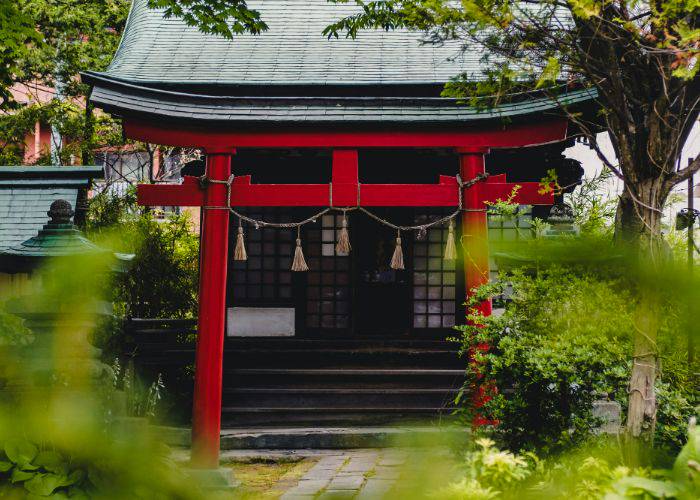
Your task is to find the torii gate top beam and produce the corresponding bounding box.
[122,118,568,152]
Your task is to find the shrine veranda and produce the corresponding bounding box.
[83,0,593,468]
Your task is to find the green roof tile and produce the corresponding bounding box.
[83,0,597,125]
[104,0,482,86]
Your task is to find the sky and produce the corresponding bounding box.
[564,121,700,226]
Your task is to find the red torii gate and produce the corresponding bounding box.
[129,118,563,469]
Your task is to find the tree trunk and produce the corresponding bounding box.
[627,291,659,441]
[614,179,667,444]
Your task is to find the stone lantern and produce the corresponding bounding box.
[0,199,132,387]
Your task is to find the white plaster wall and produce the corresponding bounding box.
[227,307,296,337]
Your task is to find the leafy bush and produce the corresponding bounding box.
[0,427,204,499]
[435,423,700,499]
[86,190,199,319]
[112,211,199,319]
[455,266,696,454]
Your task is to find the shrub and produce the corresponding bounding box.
[111,211,199,319]
[86,189,200,320]
[434,423,700,499]
[455,266,696,454]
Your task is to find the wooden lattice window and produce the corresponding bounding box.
[304,213,352,330]
[228,208,294,303]
[412,212,457,329]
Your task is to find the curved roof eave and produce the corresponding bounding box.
[84,71,598,126]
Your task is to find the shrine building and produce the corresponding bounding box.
[83,0,590,466]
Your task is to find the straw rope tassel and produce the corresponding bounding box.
[291,227,309,272]
[390,230,405,270]
[336,212,351,255]
[444,220,457,260]
[233,222,248,261]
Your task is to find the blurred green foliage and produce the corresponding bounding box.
[0,250,207,498]
[433,426,700,499]
[455,263,697,454]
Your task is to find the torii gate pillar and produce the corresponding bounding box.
[459,148,495,424]
[459,148,492,316]
[191,149,233,469]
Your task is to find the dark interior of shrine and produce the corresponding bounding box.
[224,143,580,337]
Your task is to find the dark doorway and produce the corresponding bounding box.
[353,209,412,335]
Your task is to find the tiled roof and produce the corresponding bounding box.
[0,167,103,251]
[85,72,597,124]
[86,0,596,125]
[105,0,481,86]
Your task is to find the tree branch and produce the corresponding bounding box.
[669,155,700,186]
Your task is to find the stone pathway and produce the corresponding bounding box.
[279,449,408,499]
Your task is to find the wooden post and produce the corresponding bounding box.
[688,160,695,366]
[191,149,233,469]
[458,148,494,426]
[458,148,492,317]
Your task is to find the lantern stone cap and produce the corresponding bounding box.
[0,199,133,272]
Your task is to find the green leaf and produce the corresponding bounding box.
[61,469,85,487]
[24,472,65,496]
[34,451,68,475]
[673,424,700,485]
[67,486,90,500]
[10,468,35,483]
[536,57,560,89]
[611,476,681,497]
[0,460,12,472]
[4,439,38,467]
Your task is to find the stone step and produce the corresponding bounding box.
[221,407,457,427]
[222,387,459,408]
[137,348,463,368]
[226,348,462,368]
[153,425,470,449]
[223,368,465,389]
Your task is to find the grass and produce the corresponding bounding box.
[224,457,318,499]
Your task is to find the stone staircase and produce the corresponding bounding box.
[126,320,466,428]
[221,337,465,427]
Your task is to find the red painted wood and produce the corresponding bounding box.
[459,150,495,428]
[486,174,507,183]
[190,153,231,469]
[460,152,492,317]
[332,150,359,207]
[138,177,204,206]
[123,119,568,150]
[360,183,458,206]
[231,176,330,206]
[137,175,552,208]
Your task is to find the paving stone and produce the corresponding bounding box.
[372,466,401,479]
[377,455,407,467]
[280,494,315,500]
[357,478,395,499]
[327,474,365,490]
[341,458,378,473]
[303,467,338,479]
[317,491,357,500]
[292,479,331,494]
[315,456,348,469]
